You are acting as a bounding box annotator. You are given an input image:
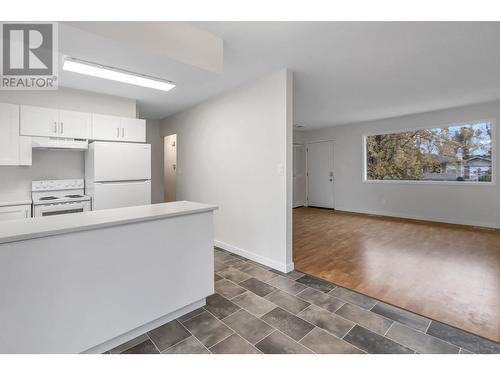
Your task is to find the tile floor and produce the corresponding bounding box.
[108,247,500,354]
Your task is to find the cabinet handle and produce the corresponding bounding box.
[117,127,120,137]
[60,122,64,134]
[53,122,57,133]
[121,127,125,137]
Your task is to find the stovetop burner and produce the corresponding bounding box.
[39,196,58,201]
[65,194,84,198]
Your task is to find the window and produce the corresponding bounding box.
[364,121,494,183]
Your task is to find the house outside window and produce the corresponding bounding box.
[364,120,494,184]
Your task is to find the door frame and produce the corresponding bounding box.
[293,142,307,208]
[306,139,335,209]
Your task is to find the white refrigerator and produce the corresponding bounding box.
[85,142,151,210]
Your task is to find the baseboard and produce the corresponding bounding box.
[334,206,500,230]
[214,240,294,273]
[82,299,206,354]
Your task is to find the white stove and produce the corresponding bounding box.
[32,179,92,217]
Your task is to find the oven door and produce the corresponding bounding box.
[33,201,91,217]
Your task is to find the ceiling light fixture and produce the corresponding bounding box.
[62,57,176,92]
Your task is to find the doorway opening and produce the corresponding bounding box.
[163,134,177,202]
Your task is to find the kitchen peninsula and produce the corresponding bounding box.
[0,201,217,353]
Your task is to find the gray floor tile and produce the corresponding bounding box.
[459,348,474,354]
[386,323,459,354]
[182,311,234,347]
[218,267,251,283]
[210,334,260,354]
[371,302,431,332]
[232,261,257,273]
[231,291,277,317]
[264,289,310,315]
[177,307,206,323]
[110,334,149,354]
[298,305,354,338]
[300,327,364,354]
[214,261,229,273]
[270,269,305,280]
[297,288,345,313]
[261,307,315,341]
[267,275,307,295]
[296,275,335,293]
[239,277,277,297]
[215,279,247,299]
[214,273,223,281]
[162,336,209,354]
[336,303,393,335]
[426,321,500,354]
[148,319,191,351]
[205,293,240,319]
[240,264,278,282]
[214,252,229,263]
[344,325,413,354]
[329,287,378,309]
[256,331,312,354]
[222,309,274,344]
[121,339,160,354]
[223,258,246,267]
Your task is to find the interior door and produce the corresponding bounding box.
[293,144,306,207]
[307,141,334,208]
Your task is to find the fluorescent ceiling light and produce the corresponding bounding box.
[63,58,175,92]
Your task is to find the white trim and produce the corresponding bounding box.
[214,240,294,273]
[335,206,500,230]
[362,118,496,185]
[82,299,206,354]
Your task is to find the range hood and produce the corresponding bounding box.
[31,137,89,150]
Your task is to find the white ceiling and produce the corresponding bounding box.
[58,22,500,129]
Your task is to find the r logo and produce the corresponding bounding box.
[2,23,53,76]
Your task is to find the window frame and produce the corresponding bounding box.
[362,118,496,186]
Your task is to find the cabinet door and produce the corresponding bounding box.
[0,205,31,221]
[20,105,59,137]
[121,118,146,142]
[0,103,21,165]
[59,110,91,139]
[92,114,122,141]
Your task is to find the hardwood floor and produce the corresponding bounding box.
[293,207,500,343]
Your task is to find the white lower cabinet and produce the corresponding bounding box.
[0,103,32,166]
[0,204,31,221]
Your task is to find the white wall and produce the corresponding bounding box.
[0,87,137,201]
[160,69,294,272]
[303,100,500,229]
[145,119,165,204]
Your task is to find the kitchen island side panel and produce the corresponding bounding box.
[0,211,214,353]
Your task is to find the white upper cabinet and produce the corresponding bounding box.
[92,114,146,143]
[20,106,91,139]
[0,103,31,166]
[91,114,122,141]
[58,110,91,139]
[20,105,59,137]
[121,118,146,142]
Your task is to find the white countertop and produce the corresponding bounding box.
[0,198,32,208]
[0,201,217,244]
